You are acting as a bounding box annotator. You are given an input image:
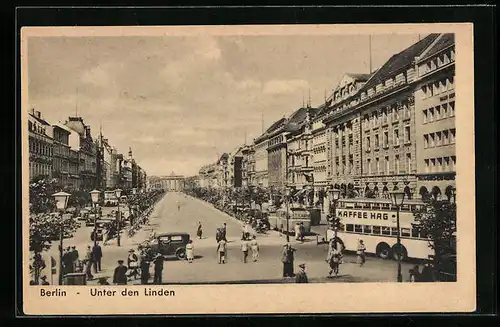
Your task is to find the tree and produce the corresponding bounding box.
[29,178,59,214]
[413,198,457,280]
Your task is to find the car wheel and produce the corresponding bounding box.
[176,248,186,260]
[376,243,391,259]
[391,244,408,261]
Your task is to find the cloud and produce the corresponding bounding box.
[80,63,116,87]
[263,79,310,95]
[132,136,160,144]
[235,79,262,90]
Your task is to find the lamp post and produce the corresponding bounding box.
[52,191,70,286]
[328,186,341,244]
[285,187,290,242]
[89,189,100,246]
[115,188,122,247]
[390,191,405,283]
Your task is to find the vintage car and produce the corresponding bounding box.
[141,232,190,260]
[90,218,115,241]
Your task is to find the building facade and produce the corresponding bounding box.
[241,144,255,187]
[51,123,72,189]
[414,33,456,200]
[253,136,269,187]
[28,109,53,181]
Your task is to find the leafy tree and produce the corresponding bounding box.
[29,178,58,214]
[413,198,457,279]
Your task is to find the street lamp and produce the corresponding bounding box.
[390,190,405,283]
[52,191,70,286]
[328,186,341,244]
[89,189,100,247]
[115,188,122,247]
[285,187,290,242]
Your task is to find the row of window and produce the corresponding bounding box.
[365,126,411,151]
[313,146,326,154]
[28,120,48,136]
[419,48,455,76]
[424,156,456,173]
[30,162,51,178]
[421,76,455,99]
[365,153,412,175]
[29,139,53,157]
[423,101,455,123]
[343,224,426,240]
[423,129,456,148]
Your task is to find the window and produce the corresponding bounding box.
[436,131,442,146]
[423,109,428,123]
[391,228,399,236]
[364,225,372,234]
[401,228,411,237]
[354,225,363,233]
[366,136,371,151]
[406,153,412,173]
[346,224,354,232]
[372,226,381,235]
[428,107,434,122]
[383,131,389,148]
[421,85,428,98]
[450,129,456,144]
[385,156,390,174]
[376,157,380,174]
[367,158,372,175]
[411,228,420,238]
[429,133,435,147]
[374,134,379,148]
[442,103,448,118]
[449,101,455,117]
[425,159,430,173]
[437,157,443,172]
[435,106,441,120]
[382,109,388,124]
[395,155,400,174]
[424,135,429,148]
[349,134,353,146]
[451,156,456,170]
[430,158,436,172]
[341,136,346,147]
[382,227,391,235]
[404,126,411,143]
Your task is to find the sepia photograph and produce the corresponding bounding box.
[20,23,476,314]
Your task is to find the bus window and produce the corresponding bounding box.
[391,228,399,236]
[355,202,363,209]
[372,226,381,234]
[411,228,420,238]
[363,225,372,234]
[401,228,411,237]
[346,224,354,232]
[381,203,390,210]
[382,227,391,235]
[354,225,363,233]
[400,204,410,212]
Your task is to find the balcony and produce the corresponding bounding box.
[301,166,314,172]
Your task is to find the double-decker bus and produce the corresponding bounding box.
[325,198,433,261]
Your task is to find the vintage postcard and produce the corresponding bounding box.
[20,23,475,315]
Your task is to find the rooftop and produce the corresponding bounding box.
[419,33,455,61]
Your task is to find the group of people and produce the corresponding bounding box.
[294,222,306,242]
[61,243,103,281]
[111,248,165,285]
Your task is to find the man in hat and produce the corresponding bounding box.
[295,264,308,283]
[40,275,50,285]
[92,242,103,273]
[62,247,73,275]
[113,260,128,285]
[152,254,164,285]
[281,243,296,277]
[70,246,79,271]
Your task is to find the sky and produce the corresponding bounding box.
[27,32,422,177]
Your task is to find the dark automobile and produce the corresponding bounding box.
[141,232,190,260]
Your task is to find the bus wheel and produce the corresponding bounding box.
[391,244,408,261]
[376,243,391,259]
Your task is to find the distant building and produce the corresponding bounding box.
[52,123,72,189]
[150,172,185,191]
[28,109,53,181]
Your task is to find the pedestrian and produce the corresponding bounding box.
[326,241,341,278]
[250,235,259,262]
[295,263,308,283]
[299,223,305,242]
[112,260,128,285]
[71,246,79,271]
[152,254,164,285]
[186,240,194,263]
[140,256,150,285]
[409,265,421,282]
[420,262,434,282]
[97,277,110,285]
[196,221,203,239]
[177,201,181,211]
[221,223,227,241]
[217,238,227,264]
[62,247,73,275]
[102,225,109,246]
[127,249,139,280]
[84,246,94,281]
[294,223,301,241]
[92,242,103,273]
[281,243,296,277]
[241,238,249,263]
[356,240,366,266]
[40,275,50,285]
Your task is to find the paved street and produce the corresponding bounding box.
[39,192,416,285]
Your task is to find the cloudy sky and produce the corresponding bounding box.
[27,32,421,177]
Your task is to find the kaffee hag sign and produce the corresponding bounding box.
[335,209,416,227]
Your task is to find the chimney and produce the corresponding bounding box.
[35,111,41,119]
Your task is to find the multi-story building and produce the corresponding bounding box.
[241,144,255,187]
[28,109,53,181]
[323,73,372,197]
[228,146,244,188]
[253,134,270,187]
[198,163,218,188]
[100,138,114,189]
[64,116,97,190]
[67,126,81,190]
[51,123,72,189]
[216,153,229,189]
[414,33,456,200]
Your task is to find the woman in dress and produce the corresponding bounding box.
[326,241,341,278]
[186,240,194,263]
[356,239,366,266]
[196,222,203,239]
[127,249,139,280]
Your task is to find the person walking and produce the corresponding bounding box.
[62,247,74,275]
[299,223,305,242]
[221,223,227,241]
[326,241,341,278]
[217,239,227,264]
[294,223,301,241]
[140,256,150,285]
[241,238,249,263]
[102,225,109,246]
[196,221,203,239]
[186,240,194,263]
[127,249,139,280]
[250,235,259,262]
[281,243,296,277]
[295,263,308,283]
[356,240,366,266]
[84,246,94,281]
[112,260,128,285]
[71,246,79,272]
[152,254,164,285]
[92,242,103,273]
